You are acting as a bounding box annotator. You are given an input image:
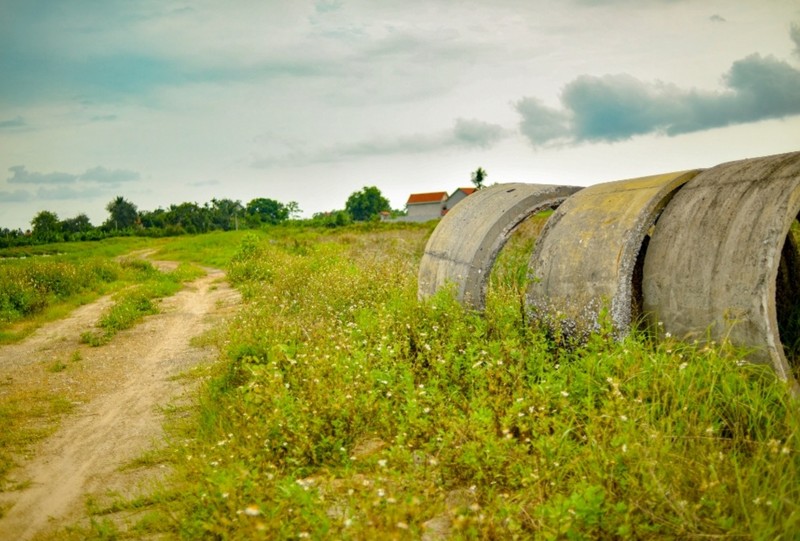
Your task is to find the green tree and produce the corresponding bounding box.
[210,198,244,231]
[60,213,93,234]
[245,198,289,226]
[345,186,390,221]
[166,202,210,234]
[471,167,487,190]
[31,210,62,243]
[139,208,168,230]
[311,210,352,228]
[286,201,302,220]
[105,196,138,230]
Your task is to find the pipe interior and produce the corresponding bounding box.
[776,217,800,381]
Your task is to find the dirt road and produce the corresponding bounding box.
[0,266,239,540]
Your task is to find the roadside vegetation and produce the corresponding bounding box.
[0,239,203,496]
[52,222,797,540]
[0,237,160,343]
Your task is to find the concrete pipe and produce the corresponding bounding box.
[418,183,581,310]
[526,170,702,339]
[642,151,800,391]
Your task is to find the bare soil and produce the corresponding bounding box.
[0,265,239,540]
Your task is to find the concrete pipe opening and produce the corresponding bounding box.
[526,170,701,341]
[642,151,800,393]
[774,217,800,384]
[485,209,554,314]
[417,183,581,311]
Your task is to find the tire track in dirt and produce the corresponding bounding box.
[0,267,239,541]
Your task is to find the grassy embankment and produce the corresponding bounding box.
[0,237,205,488]
[58,220,799,540]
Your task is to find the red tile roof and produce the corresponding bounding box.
[457,187,477,195]
[407,191,448,205]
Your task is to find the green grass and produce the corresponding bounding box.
[150,230,259,268]
[0,236,157,261]
[0,390,75,482]
[0,239,173,343]
[73,224,793,540]
[0,242,205,497]
[13,224,800,539]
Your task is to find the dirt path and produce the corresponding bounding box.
[0,266,240,540]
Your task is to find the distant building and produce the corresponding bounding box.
[445,187,476,211]
[405,191,448,222]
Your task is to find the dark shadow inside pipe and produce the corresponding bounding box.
[630,234,650,331]
[776,218,800,381]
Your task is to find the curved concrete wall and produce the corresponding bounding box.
[526,170,701,339]
[418,183,581,310]
[419,151,800,392]
[642,151,800,390]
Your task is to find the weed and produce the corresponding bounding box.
[47,359,68,373]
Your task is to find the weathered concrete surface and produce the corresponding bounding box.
[418,183,580,310]
[642,151,800,391]
[526,170,701,339]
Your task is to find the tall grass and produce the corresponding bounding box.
[0,237,166,341]
[0,258,120,324]
[118,225,799,540]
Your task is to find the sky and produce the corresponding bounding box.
[1,0,800,230]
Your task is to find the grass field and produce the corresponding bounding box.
[4,223,799,539]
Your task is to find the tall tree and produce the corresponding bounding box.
[166,202,210,234]
[470,167,487,190]
[60,213,93,234]
[139,208,168,229]
[105,196,138,230]
[285,201,302,220]
[31,210,62,243]
[345,186,390,221]
[210,198,244,230]
[245,198,289,226]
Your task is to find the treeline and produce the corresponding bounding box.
[1,185,402,249]
[0,196,300,248]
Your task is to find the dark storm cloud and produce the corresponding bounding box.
[516,52,800,146]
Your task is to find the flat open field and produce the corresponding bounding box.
[0,223,797,540]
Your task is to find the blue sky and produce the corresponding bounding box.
[1,0,799,229]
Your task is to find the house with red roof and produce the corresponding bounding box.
[445,187,476,211]
[405,191,448,222]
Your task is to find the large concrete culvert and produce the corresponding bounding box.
[526,170,702,340]
[418,183,581,310]
[642,151,800,393]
